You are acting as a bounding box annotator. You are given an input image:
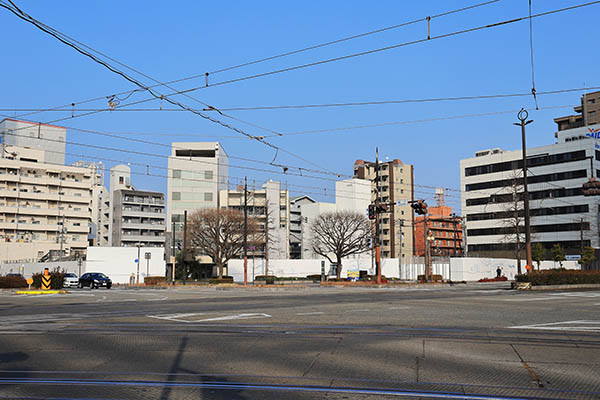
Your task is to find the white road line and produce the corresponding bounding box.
[388,306,410,310]
[193,313,271,322]
[348,309,370,312]
[509,320,600,332]
[296,312,324,315]
[500,297,560,301]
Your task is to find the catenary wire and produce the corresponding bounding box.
[0,1,337,177]
[1,0,501,121]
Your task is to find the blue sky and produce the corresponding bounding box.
[1,0,599,213]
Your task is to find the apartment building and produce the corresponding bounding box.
[108,165,165,247]
[0,118,66,165]
[460,125,600,258]
[219,180,290,259]
[167,142,228,232]
[71,160,107,246]
[0,146,94,262]
[353,159,414,259]
[554,90,600,131]
[289,195,315,259]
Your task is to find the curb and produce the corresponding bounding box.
[530,283,600,291]
[16,290,68,295]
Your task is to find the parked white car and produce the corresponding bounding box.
[63,273,79,288]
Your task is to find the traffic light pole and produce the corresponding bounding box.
[375,148,382,285]
[514,109,533,273]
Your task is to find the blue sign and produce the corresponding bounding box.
[585,127,600,139]
[134,259,139,263]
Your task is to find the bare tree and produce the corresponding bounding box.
[188,208,259,279]
[310,211,372,279]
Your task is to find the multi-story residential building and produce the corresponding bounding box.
[108,165,165,247]
[71,160,107,246]
[460,124,600,258]
[167,142,228,232]
[353,159,414,259]
[219,180,290,259]
[289,195,316,259]
[414,190,463,257]
[0,146,94,262]
[0,118,66,165]
[554,90,600,131]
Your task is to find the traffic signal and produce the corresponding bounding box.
[368,204,375,220]
[411,200,428,215]
[176,241,182,251]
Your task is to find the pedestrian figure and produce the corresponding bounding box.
[496,266,502,278]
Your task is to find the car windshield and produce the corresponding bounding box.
[65,273,77,278]
[93,273,108,278]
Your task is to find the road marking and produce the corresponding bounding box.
[147,312,271,323]
[509,320,600,332]
[549,291,600,298]
[500,297,559,302]
[296,312,324,315]
[388,306,410,310]
[349,309,370,312]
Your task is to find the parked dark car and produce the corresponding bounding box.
[78,272,112,289]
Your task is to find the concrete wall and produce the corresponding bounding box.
[86,246,165,284]
[228,257,582,283]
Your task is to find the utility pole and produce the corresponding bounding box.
[397,219,403,280]
[243,176,248,286]
[171,221,176,282]
[136,243,140,285]
[375,148,382,285]
[580,217,584,255]
[183,210,187,285]
[59,214,65,262]
[514,109,533,273]
[451,214,458,257]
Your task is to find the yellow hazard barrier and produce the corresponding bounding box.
[40,267,52,290]
[17,290,67,295]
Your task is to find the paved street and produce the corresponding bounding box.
[0,283,599,399]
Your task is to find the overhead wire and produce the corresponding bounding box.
[2,0,501,121]
[528,0,539,109]
[0,1,337,177]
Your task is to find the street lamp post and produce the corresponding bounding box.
[514,109,533,274]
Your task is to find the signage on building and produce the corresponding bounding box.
[586,127,600,139]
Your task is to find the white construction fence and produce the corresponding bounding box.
[227,257,580,283]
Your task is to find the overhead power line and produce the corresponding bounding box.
[3,0,500,122]
[0,0,337,177]
[4,85,598,114]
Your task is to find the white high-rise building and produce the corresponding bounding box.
[167,142,228,231]
[0,118,66,165]
[460,125,600,258]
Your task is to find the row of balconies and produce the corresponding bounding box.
[0,205,90,218]
[0,173,93,189]
[0,221,89,233]
[0,189,91,203]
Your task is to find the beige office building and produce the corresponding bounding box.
[167,142,229,232]
[353,159,414,259]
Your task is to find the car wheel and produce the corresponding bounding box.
[106,284,112,289]
[77,283,82,289]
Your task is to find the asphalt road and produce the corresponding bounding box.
[0,283,599,399]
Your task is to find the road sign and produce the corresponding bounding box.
[134,259,139,263]
[145,252,151,260]
[396,199,408,206]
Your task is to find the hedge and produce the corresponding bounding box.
[209,276,234,284]
[0,275,27,288]
[516,269,600,285]
[144,276,166,286]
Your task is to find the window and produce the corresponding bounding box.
[172,169,181,178]
[204,170,213,180]
[589,111,597,118]
[172,192,181,201]
[204,192,213,201]
[119,177,124,184]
